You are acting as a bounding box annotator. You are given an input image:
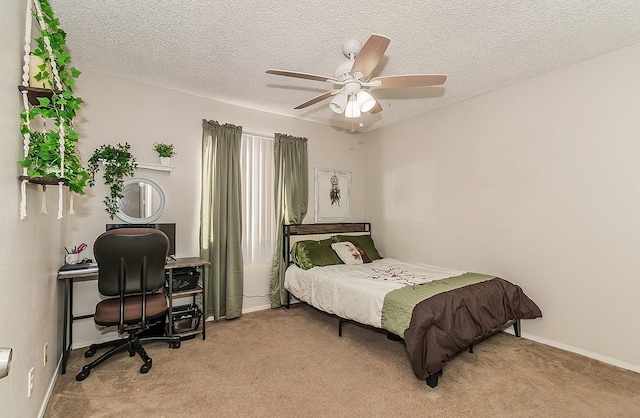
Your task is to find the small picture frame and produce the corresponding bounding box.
[315,168,351,223]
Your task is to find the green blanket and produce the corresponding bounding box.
[381,273,495,337]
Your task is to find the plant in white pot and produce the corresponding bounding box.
[153,143,176,166]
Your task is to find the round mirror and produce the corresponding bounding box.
[116,178,166,223]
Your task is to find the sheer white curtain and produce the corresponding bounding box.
[240,133,275,264]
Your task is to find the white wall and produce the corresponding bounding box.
[67,72,365,345]
[4,8,636,416]
[0,1,66,416]
[364,43,640,370]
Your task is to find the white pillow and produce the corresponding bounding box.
[331,242,363,265]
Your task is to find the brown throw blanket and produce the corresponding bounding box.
[403,277,542,379]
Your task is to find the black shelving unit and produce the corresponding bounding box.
[165,258,208,340]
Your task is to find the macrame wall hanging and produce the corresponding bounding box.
[18,0,86,219]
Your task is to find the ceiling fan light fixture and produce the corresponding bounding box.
[345,95,361,118]
[357,90,376,112]
[329,91,348,114]
[266,34,448,120]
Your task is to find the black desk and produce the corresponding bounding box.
[57,257,208,375]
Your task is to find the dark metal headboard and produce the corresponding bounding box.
[282,222,371,265]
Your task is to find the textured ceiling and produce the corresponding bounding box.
[51,1,640,133]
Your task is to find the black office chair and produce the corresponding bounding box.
[76,228,181,381]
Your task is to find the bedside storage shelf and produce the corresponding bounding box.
[171,285,203,298]
[170,328,203,339]
[165,259,208,340]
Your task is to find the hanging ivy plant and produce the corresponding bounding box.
[88,143,137,218]
[18,0,89,195]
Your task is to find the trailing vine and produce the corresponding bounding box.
[18,0,89,195]
[88,143,137,218]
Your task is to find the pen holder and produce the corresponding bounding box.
[66,253,80,265]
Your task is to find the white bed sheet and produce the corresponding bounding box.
[284,258,466,329]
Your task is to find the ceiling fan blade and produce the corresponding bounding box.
[350,34,391,81]
[294,91,335,109]
[368,97,383,114]
[266,69,336,83]
[369,74,447,89]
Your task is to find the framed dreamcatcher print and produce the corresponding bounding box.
[315,168,351,223]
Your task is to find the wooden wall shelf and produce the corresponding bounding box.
[136,162,174,173]
[18,85,61,106]
[18,175,68,186]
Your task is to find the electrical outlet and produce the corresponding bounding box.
[27,367,34,398]
[43,343,48,366]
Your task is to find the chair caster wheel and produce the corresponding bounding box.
[140,360,152,374]
[171,341,181,349]
[76,369,90,381]
[84,344,97,358]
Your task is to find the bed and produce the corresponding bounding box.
[282,223,542,388]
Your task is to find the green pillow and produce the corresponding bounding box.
[291,239,343,270]
[333,235,382,261]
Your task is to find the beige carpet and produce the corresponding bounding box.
[46,304,640,417]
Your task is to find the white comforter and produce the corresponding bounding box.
[284,258,465,329]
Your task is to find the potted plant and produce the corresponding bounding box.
[153,142,176,165]
[88,143,137,218]
[18,0,89,196]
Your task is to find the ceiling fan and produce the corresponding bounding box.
[266,34,447,121]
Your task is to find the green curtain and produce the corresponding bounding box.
[200,120,244,320]
[269,133,308,308]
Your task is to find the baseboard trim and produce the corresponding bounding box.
[203,304,276,322]
[72,334,120,350]
[39,356,62,418]
[242,304,271,314]
[503,328,640,373]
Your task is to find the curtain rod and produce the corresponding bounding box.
[242,130,274,139]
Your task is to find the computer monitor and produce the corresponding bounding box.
[106,223,176,257]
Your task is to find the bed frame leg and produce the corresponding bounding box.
[426,372,440,388]
[386,331,403,341]
[285,291,290,309]
[339,318,347,337]
[514,319,521,337]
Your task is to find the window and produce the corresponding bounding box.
[240,133,275,264]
